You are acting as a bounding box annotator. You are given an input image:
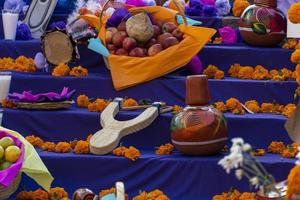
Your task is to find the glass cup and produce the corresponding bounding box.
[2,9,19,40]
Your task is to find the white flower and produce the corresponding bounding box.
[231,138,244,146]
[250,177,260,188]
[218,153,243,174]
[242,143,252,152]
[235,169,243,180]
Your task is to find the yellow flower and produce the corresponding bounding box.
[261,103,274,113]
[291,49,300,64]
[69,66,88,77]
[228,64,241,78]
[77,95,90,108]
[203,65,219,78]
[55,142,71,153]
[155,143,174,155]
[123,98,138,107]
[214,102,227,112]
[288,2,300,24]
[252,65,269,80]
[52,63,70,77]
[215,70,225,79]
[268,141,286,154]
[282,103,296,118]
[287,165,300,200]
[74,140,90,154]
[232,0,250,17]
[25,135,44,148]
[124,146,141,161]
[245,100,261,113]
[238,66,254,79]
[251,149,266,156]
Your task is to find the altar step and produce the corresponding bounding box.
[8,151,295,200]
[2,107,292,149]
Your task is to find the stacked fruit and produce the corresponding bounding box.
[105,12,184,57]
[0,137,21,170]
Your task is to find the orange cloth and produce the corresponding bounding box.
[82,7,215,90]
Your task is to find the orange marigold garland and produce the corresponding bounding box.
[55,142,71,153]
[49,187,69,200]
[42,142,56,152]
[52,63,70,77]
[287,165,300,200]
[99,187,129,200]
[17,188,68,200]
[291,49,300,64]
[245,100,261,113]
[268,141,286,154]
[0,56,37,72]
[228,64,241,78]
[261,103,275,113]
[25,135,44,148]
[282,38,299,49]
[237,66,254,79]
[214,70,225,80]
[88,98,108,112]
[252,149,266,157]
[69,66,88,77]
[77,95,90,108]
[288,2,300,24]
[203,64,219,78]
[214,102,227,112]
[252,65,269,80]
[74,140,90,154]
[133,189,169,200]
[232,0,250,17]
[155,143,174,155]
[282,144,299,158]
[282,104,296,118]
[123,98,139,107]
[226,98,245,115]
[32,189,49,199]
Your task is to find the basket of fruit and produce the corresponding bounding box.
[0,131,24,199]
[81,0,215,90]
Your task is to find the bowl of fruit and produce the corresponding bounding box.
[0,131,24,199]
[81,0,215,90]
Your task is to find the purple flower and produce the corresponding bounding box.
[34,52,49,71]
[49,21,66,30]
[126,0,146,7]
[203,5,217,16]
[4,0,25,13]
[218,26,237,44]
[186,0,204,16]
[201,0,215,5]
[106,8,132,28]
[16,22,32,40]
[186,56,203,74]
[215,0,231,16]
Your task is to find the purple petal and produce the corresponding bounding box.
[106,8,132,28]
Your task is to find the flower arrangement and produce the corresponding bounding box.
[0,56,37,72]
[218,138,280,197]
[52,64,88,77]
[17,187,68,200]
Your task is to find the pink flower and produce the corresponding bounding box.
[218,26,237,44]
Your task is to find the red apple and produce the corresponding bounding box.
[152,25,162,38]
[106,27,118,44]
[162,22,177,33]
[117,21,126,31]
[161,36,179,49]
[157,32,173,44]
[145,38,157,48]
[123,37,137,51]
[172,28,183,41]
[112,31,127,48]
[148,44,163,56]
[116,48,128,56]
[129,47,147,57]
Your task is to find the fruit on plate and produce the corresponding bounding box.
[0,161,12,170]
[0,137,15,149]
[5,145,21,163]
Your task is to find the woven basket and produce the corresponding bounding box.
[16,101,74,110]
[0,173,21,199]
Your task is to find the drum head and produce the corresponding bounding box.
[42,30,77,65]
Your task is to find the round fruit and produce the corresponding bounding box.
[112,31,127,48]
[0,146,4,160]
[123,37,137,51]
[157,33,173,44]
[5,146,21,163]
[148,44,163,56]
[115,48,129,56]
[162,22,177,33]
[145,38,157,49]
[172,28,183,41]
[105,27,118,44]
[117,21,127,31]
[0,161,12,170]
[129,47,147,57]
[161,36,179,49]
[0,137,15,149]
[152,25,162,38]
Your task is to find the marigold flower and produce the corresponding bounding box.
[155,143,174,155]
[214,102,227,112]
[124,146,141,161]
[268,141,286,154]
[17,191,33,200]
[123,98,138,107]
[32,189,49,200]
[282,145,298,158]
[25,135,44,148]
[269,69,279,79]
[213,37,222,44]
[238,66,254,79]
[99,187,129,200]
[212,193,227,200]
[88,99,108,112]
[42,142,56,152]
[74,140,90,154]
[52,63,70,77]
[148,189,164,198]
[292,71,297,80]
[15,56,37,72]
[296,87,300,97]
[1,99,17,109]
[245,100,261,113]
[274,103,285,113]
[228,189,241,200]
[133,191,148,200]
[232,108,245,115]
[287,165,300,200]
[229,64,241,78]
[203,65,219,78]
[70,66,88,77]
[173,105,183,113]
[251,149,266,156]
[49,187,68,200]
[281,68,293,79]
[282,103,296,118]
[282,38,299,49]
[272,75,285,81]
[55,142,71,153]
[214,70,225,79]
[288,2,300,24]
[291,49,300,64]
[226,98,242,110]
[239,192,256,200]
[77,95,90,108]
[296,41,300,49]
[155,195,170,200]
[261,103,274,113]
[232,0,250,17]
[113,146,128,156]
[86,134,93,143]
[69,140,78,149]
[252,65,269,80]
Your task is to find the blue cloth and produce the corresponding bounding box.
[7,152,295,200]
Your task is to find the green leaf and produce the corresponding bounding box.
[251,23,267,35]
